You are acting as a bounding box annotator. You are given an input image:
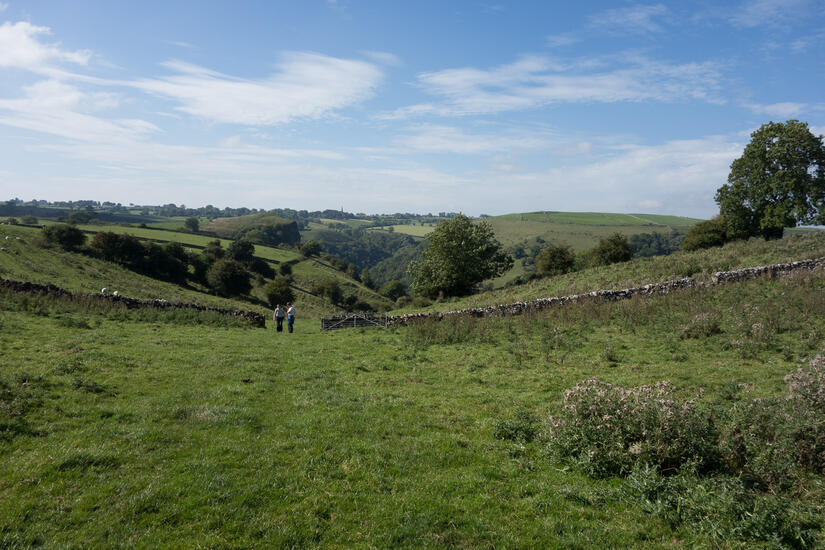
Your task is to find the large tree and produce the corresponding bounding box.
[408,214,512,297]
[716,120,825,240]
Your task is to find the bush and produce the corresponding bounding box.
[682,216,728,251]
[588,233,632,267]
[42,224,86,251]
[20,216,37,225]
[547,378,719,477]
[379,280,407,301]
[535,244,575,276]
[227,239,255,264]
[279,262,293,276]
[300,241,321,257]
[206,258,251,297]
[249,258,275,278]
[312,279,343,304]
[264,277,294,307]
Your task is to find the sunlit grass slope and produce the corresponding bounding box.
[1,249,824,546]
[394,231,825,314]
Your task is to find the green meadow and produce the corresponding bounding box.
[2,224,825,547]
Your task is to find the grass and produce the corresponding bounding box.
[395,231,825,314]
[2,239,825,546]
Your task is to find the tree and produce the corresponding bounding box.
[264,277,295,307]
[589,233,632,267]
[42,224,86,251]
[300,240,321,257]
[206,258,251,297]
[228,238,255,264]
[378,280,407,301]
[681,216,728,251]
[716,120,825,240]
[535,244,575,276]
[184,217,199,232]
[408,214,513,298]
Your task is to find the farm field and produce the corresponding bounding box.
[2,237,825,546]
[484,212,702,250]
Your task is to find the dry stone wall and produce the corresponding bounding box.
[383,256,825,327]
[0,278,266,327]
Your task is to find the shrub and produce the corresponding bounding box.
[264,277,294,307]
[588,233,632,267]
[249,258,275,278]
[20,216,37,225]
[379,280,407,301]
[227,239,255,264]
[279,262,293,276]
[312,279,343,304]
[206,258,251,297]
[535,244,575,276]
[680,312,722,339]
[42,224,86,251]
[682,216,728,251]
[547,378,719,477]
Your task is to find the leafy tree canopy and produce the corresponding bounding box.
[408,214,513,298]
[535,244,575,276]
[716,120,825,240]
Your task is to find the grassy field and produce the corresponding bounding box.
[368,224,435,238]
[2,241,824,546]
[396,232,825,314]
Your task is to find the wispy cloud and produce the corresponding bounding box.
[0,79,158,143]
[744,101,810,118]
[131,52,382,125]
[546,32,580,48]
[589,4,669,34]
[0,3,9,12]
[0,21,91,70]
[394,124,553,154]
[383,53,724,118]
[730,0,811,27]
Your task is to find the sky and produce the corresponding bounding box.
[0,1,824,218]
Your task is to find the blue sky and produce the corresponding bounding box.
[1,0,823,217]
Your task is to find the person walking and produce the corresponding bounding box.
[286,303,295,333]
[273,304,285,332]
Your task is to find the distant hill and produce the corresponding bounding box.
[0,224,392,317]
[203,213,301,246]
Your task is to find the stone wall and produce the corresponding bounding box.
[0,278,266,327]
[384,256,825,327]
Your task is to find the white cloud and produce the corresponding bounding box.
[0,79,159,143]
[131,52,382,125]
[730,0,811,27]
[395,124,552,154]
[589,4,669,34]
[744,101,809,118]
[387,54,723,118]
[0,21,91,70]
[362,50,402,66]
[546,32,580,48]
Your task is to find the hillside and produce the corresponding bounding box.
[393,231,825,314]
[0,224,392,316]
[203,213,301,246]
[2,231,824,546]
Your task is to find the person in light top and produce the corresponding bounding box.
[286,303,296,333]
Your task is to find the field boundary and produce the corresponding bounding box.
[0,278,266,327]
[381,256,825,327]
